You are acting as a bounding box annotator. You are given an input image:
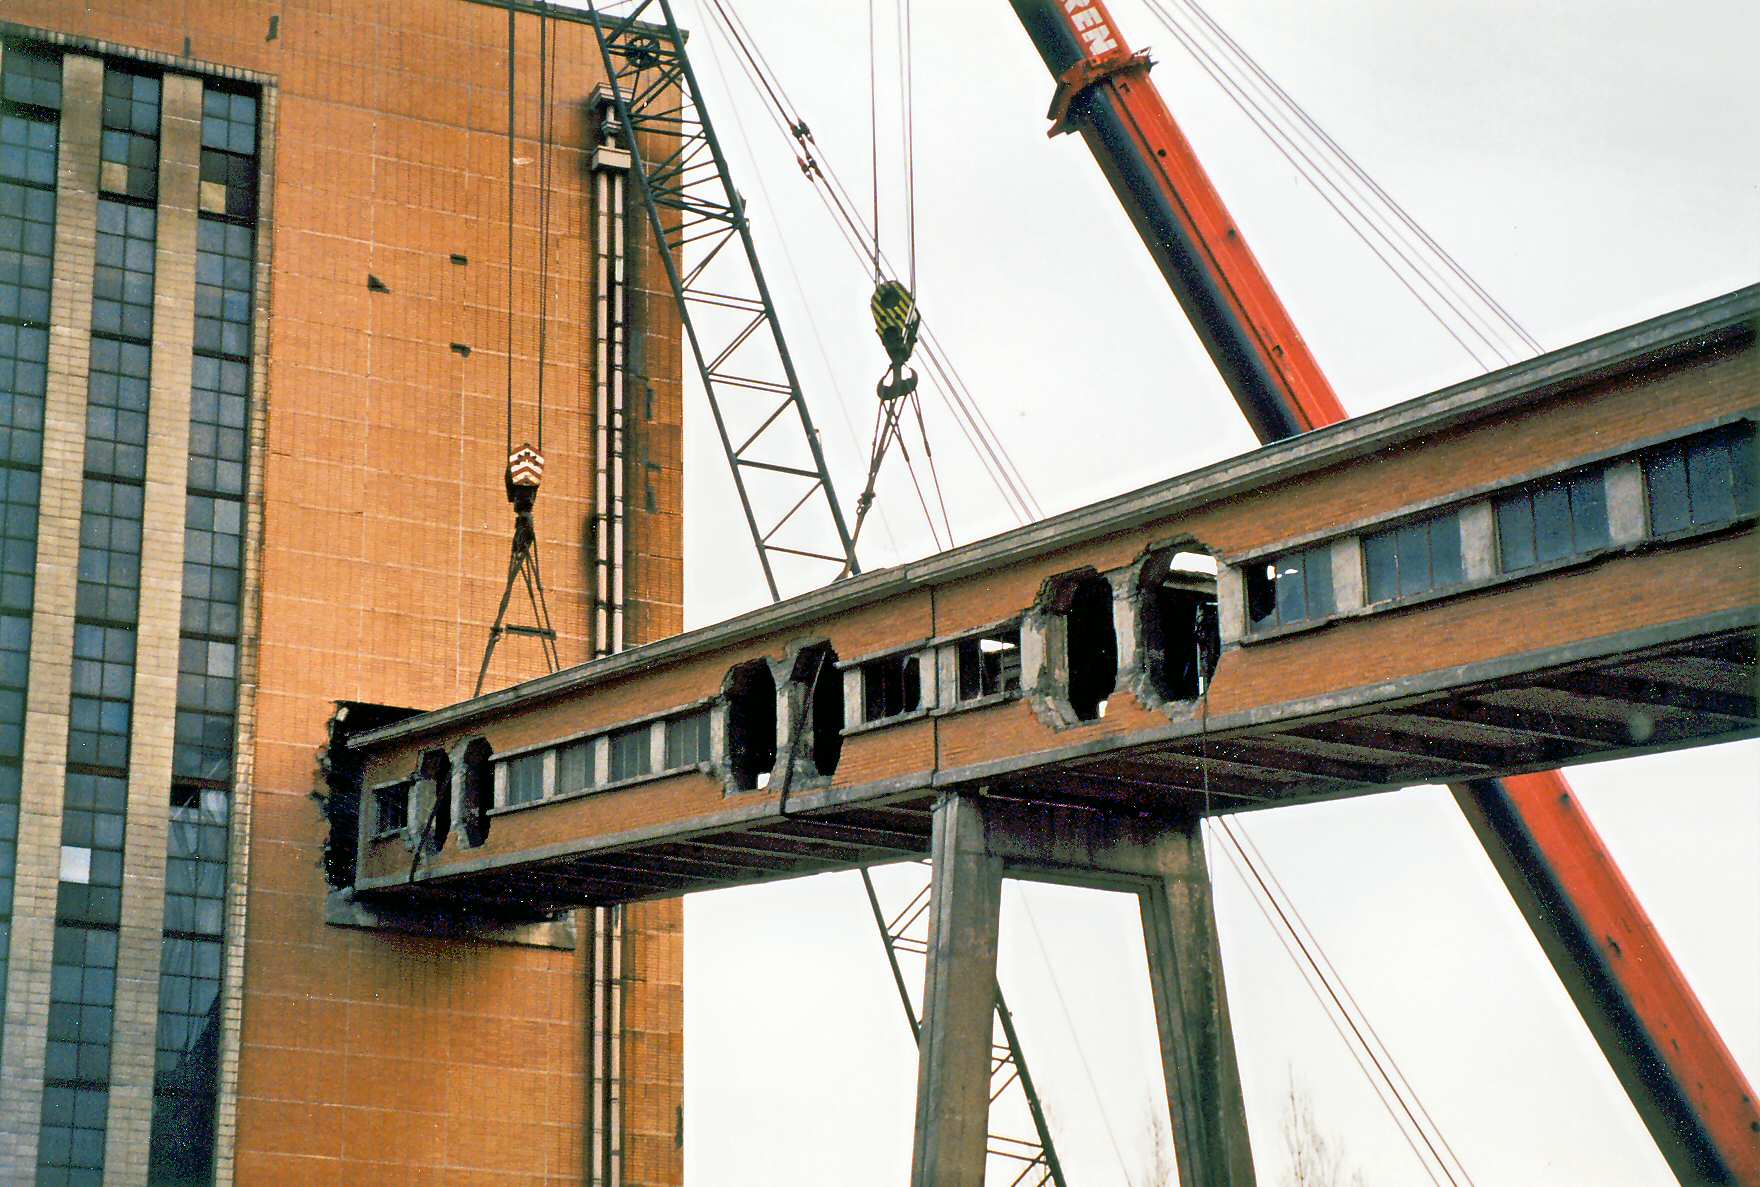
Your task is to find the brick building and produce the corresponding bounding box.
[0,2,685,1183]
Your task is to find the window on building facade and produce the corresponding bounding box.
[608,724,652,783]
[92,199,156,341]
[664,709,711,769]
[861,653,921,723]
[556,737,594,795]
[504,751,545,806]
[956,628,1022,702]
[0,112,57,186]
[99,68,159,199]
[1644,425,1757,535]
[1363,509,1464,603]
[1495,468,1609,573]
[1246,544,1335,632]
[374,784,410,836]
[1,45,62,110]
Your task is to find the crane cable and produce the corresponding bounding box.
[706,0,1043,527]
[1140,0,1538,370]
[853,0,950,550]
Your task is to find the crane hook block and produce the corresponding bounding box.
[505,442,545,513]
[870,280,921,372]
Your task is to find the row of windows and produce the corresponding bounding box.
[0,44,53,1073]
[855,626,1024,726]
[1246,424,1757,633]
[492,709,713,815]
[152,82,260,1183]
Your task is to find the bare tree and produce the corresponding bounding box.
[1282,1074,1367,1187]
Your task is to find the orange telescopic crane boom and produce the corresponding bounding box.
[1006,2,1759,1183]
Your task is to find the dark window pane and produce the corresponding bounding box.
[1363,529,1398,604]
[1733,431,1758,516]
[1686,437,1735,526]
[1531,483,1572,564]
[1395,522,1429,597]
[1568,471,1609,551]
[1429,513,1463,587]
[1647,448,1690,535]
[1497,494,1535,572]
[1272,552,1305,624]
[1303,546,1334,619]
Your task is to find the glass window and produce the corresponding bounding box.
[0,180,57,328]
[664,710,711,769]
[956,628,1022,701]
[93,199,157,341]
[608,724,651,782]
[504,751,545,805]
[0,112,56,187]
[374,784,409,835]
[1496,469,1609,573]
[1363,510,1463,604]
[556,737,594,794]
[861,653,922,722]
[1246,543,1335,632]
[2,45,63,111]
[1645,425,1757,535]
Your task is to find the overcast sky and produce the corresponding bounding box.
[626,1,1760,1183]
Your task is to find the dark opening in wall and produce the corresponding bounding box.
[726,660,777,791]
[455,735,494,848]
[1141,576,1219,701]
[373,782,410,837]
[1064,575,1117,721]
[418,747,451,849]
[860,652,921,723]
[956,628,1022,702]
[793,643,842,777]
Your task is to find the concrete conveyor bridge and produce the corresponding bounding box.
[325,290,1757,916]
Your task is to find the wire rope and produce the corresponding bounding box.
[1170,0,1541,355]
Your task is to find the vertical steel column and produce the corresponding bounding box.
[590,90,629,659]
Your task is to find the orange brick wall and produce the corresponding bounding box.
[5,2,684,1183]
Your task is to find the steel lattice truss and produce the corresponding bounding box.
[863,865,1065,1187]
[585,0,859,600]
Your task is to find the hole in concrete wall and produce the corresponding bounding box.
[1065,575,1117,721]
[456,736,494,848]
[726,660,778,791]
[1139,553,1220,701]
[793,643,842,777]
[419,747,451,849]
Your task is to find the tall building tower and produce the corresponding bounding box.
[0,3,684,1183]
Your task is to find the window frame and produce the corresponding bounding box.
[857,651,923,725]
[371,781,410,839]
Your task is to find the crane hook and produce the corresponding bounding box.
[870,279,921,402]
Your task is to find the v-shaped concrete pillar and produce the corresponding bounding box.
[910,792,1255,1187]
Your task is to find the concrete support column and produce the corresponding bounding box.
[980,799,1258,1187]
[103,71,203,1182]
[910,791,1003,1186]
[1139,821,1258,1187]
[0,52,102,1178]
